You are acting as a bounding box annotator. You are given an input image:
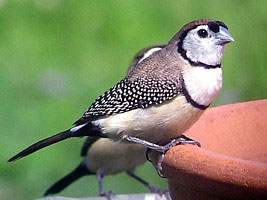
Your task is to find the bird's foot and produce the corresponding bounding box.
[162,135,201,151]
[100,190,114,200]
[126,170,171,199]
[162,190,172,200]
[156,135,201,177]
[148,184,171,197]
[158,190,172,200]
[126,135,200,177]
[141,135,201,177]
[126,135,200,153]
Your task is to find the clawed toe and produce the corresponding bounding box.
[127,135,200,180]
[100,190,114,200]
[154,135,201,178]
[179,135,201,147]
[158,190,172,200]
[151,188,171,198]
[162,135,201,152]
[156,153,166,178]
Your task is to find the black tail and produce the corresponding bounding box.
[8,130,73,162]
[8,122,103,162]
[44,162,94,196]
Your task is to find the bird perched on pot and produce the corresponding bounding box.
[8,19,234,174]
[44,45,169,198]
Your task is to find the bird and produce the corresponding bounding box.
[44,45,169,198]
[44,137,170,198]
[8,19,234,174]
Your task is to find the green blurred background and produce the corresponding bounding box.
[1,0,266,199]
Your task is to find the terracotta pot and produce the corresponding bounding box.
[153,100,267,200]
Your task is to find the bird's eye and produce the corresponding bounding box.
[197,29,208,38]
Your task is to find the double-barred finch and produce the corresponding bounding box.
[44,46,169,198]
[9,19,234,173]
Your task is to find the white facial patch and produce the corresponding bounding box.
[183,25,225,66]
[138,47,162,64]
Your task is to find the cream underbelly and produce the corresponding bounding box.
[93,95,205,144]
[85,138,147,175]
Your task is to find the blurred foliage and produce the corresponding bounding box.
[0,0,266,199]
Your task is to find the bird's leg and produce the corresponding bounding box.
[96,173,113,200]
[126,170,170,198]
[125,136,166,152]
[126,135,201,177]
[126,135,200,152]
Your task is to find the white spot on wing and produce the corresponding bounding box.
[138,47,162,64]
[70,123,87,133]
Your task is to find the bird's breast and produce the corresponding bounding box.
[93,95,204,144]
[183,67,223,106]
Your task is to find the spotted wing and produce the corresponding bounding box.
[74,77,182,125]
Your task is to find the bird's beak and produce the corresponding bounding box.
[215,26,234,45]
